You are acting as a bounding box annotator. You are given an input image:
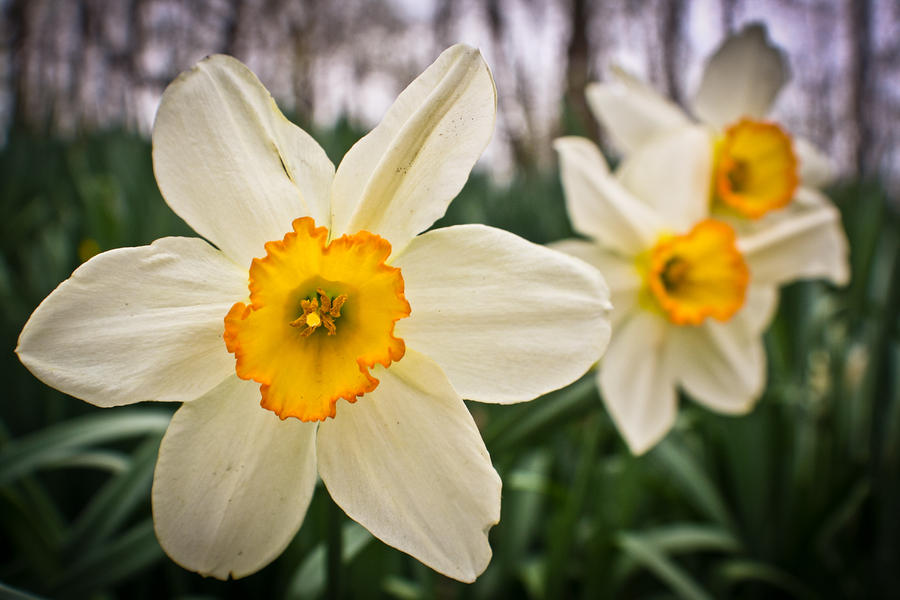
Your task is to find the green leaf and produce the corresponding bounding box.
[285,521,373,599]
[64,436,160,555]
[715,559,816,599]
[630,523,740,554]
[650,438,734,530]
[50,519,163,595]
[381,576,423,600]
[39,449,131,473]
[544,418,601,599]
[0,581,47,600]
[483,376,598,452]
[0,409,171,486]
[615,524,741,581]
[814,478,870,553]
[617,532,714,600]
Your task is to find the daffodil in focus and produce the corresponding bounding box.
[16,46,611,581]
[552,125,847,454]
[586,24,848,285]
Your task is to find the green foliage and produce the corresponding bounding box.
[1,127,897,599]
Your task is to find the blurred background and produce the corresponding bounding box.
[1,0,898,598]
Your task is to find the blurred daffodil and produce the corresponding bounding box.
[553,126,846,454]
[587,24,848,285]
[17,46,611,581]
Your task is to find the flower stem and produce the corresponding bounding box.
[327,495,342,600]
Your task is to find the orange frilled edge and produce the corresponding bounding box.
[647,219,749,326]
[713,119,799,219]
[224,217,410,421]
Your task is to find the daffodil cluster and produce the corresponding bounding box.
[17,46,612,581]
[553,25,849,454]
[14,25,850,584]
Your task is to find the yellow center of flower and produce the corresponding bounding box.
[713,119,798,219]
[223,217,410,421]
[289,288,348,336]
[644,219,749,326]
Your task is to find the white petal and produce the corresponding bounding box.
[616,126,713,231]
[317,350,500,582]
[152,376,318,580]
[599,310,677,455]
[394,225,611,404]
[795,137,836,188]
[16,238,247,407]
[554,136,663,255]
[152,54,335,267]
[739,188,849,286]
[330,45,495,255]
[548,238,640,329]
[692,24,788,128]
[669,318,765,415]
[585,67,690,155]
[736,284,779,336]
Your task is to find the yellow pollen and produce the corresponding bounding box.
[223,217,410,422]
[713,119,798,219]
[644,219,749,325]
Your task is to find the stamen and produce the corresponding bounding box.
[290,289,349,337]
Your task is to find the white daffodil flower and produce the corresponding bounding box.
[552,126,846,455]
[586,24,848,285]
[17,46,611,582]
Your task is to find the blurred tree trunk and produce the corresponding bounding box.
[6,0,25,127]
[661,0,684,105]
[0,0,896,187]
[848,0,873,176]
[563,0,595,139]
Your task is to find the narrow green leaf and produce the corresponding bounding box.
[381,576,423,600]
[0,409,171,486]
[545,418,601,599]
[39,449,131,473]
[650,438,734,529]
[630,523,740,554]
[65,435,161,554]
[615,524,740,581]
[50,519,163,594]
[483,376,598,452]
[715,559,816,599]
[0,581,47,600]
[814,478,870,553]
[285,521,372,599]
[617,532,714,600]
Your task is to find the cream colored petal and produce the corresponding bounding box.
[394,225,611,404]
[555,136,663,255]
[153,54,334,267]
[736,284,779,336]
[599,310,677,455]
[669,318,765,415]
[152,375,318,580]
[692,24,788,128]
[16,238,247,407]
[330,45,495,255]
[317,350,500,583]
[548,238,641,329]
[616,126,713,231]
[795,137,836,188]
[585,67,690,154]
[739,188,849,286]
